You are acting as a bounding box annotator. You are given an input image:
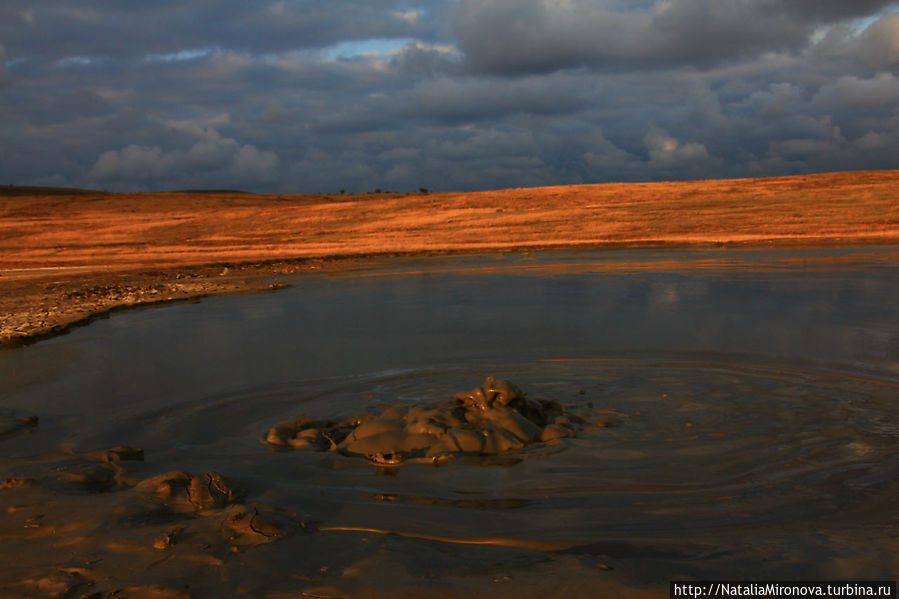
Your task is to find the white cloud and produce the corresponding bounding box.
[89,145,177,181]
[144,48,216,63]
[57,56,104,68]
[645,129,710,165]
[88,124,279,189]
[324,38,416,61]
[856,11,899,67]
[809,11,899,69]
[393,9,423,26]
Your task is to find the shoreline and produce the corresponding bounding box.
[3,236,897,348]
[3,169,897,347]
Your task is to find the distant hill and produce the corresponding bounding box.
[0,185,100,196]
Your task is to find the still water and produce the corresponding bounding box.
[1,247,897,597]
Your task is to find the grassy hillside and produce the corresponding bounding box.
[1,171,897,274]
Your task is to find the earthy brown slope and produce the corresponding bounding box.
[2,170,898,345]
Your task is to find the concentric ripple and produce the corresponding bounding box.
[111,355,898,557]
[2,355,897,594]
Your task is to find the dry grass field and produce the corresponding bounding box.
[2,170,898,344]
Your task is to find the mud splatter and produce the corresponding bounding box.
[0,445,303,598]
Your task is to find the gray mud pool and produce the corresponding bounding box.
[1,247,897,598]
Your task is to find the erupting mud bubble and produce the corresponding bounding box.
[264,377,620,465]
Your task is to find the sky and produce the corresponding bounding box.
[1,1,898,193]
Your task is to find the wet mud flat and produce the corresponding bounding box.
[1,248,897,597]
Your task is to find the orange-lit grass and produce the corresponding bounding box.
[1,170,897,277]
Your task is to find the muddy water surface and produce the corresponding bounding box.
[1,247,897,598]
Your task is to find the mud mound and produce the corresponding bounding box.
[265,377,619,465]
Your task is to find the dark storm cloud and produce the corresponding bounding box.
[0,43,9,86]
[451,0,899,75]
[778,0,897,20]
[0,1,897,192]
[403,73,589,122]
[811,11,899,69]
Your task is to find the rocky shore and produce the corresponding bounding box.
[0,259,350,347]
